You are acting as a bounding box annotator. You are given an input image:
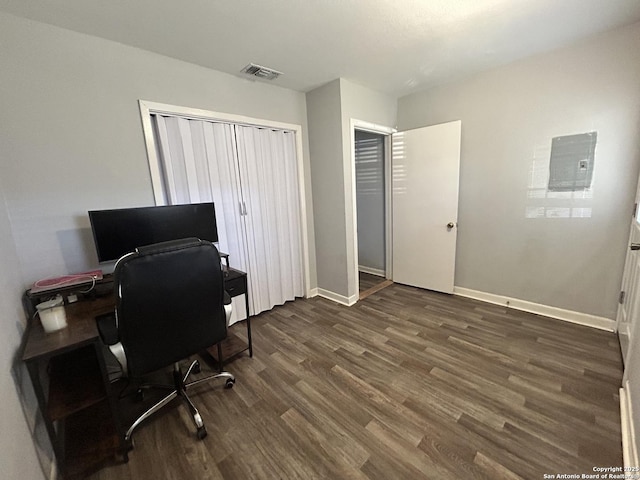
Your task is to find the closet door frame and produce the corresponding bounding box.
[138,99,312,298]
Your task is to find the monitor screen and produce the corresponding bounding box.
[89,203,218,263]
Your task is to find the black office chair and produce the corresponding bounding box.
[97,238,235,447]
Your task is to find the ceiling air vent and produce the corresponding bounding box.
[241,63,283,81]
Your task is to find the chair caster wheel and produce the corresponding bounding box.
[225,378,235,389]
[123,437,134,456]
[197,426,207,440]
[193,361,201,374]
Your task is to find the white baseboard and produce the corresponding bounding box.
[453,287,615,332]
[316,288,359,307]
[358,266,385,277]
[621,382,639,469]
[307,287,319,298]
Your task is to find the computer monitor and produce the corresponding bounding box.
[89,203,218,263]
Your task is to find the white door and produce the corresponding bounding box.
[618,198,640,365]
[392,120,461,293]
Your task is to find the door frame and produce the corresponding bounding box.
[138,99,312,300]
[618,176,640,473]
[618,173,640,374]
[348,119,395,299]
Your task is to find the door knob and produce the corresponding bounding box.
[446,222,455,230]
[631,243,640,251]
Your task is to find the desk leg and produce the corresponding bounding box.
[244,290,252,357]
[246,317,253,357]
[217,343,223,373]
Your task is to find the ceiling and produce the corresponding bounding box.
[1,0,640,97]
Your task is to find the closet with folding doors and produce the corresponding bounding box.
[148,111,304,324]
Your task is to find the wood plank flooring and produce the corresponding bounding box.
[359,271,392,300]
[89,283,623,480]
[359,271,387,292]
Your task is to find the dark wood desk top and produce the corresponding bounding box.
[224,267,245,280]
[22,268,247,363]
[21,294,114,363]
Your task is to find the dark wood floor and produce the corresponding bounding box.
[89,283,623,480]
[359,271,387,292]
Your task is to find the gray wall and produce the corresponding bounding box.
[307,80,348,295]
[0,12,315,290]
[355,130,385,273]
[307,78,396,300]
[397,22,640,319]
[0,191,47,478]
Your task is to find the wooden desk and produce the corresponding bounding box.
[21,292,123,479]
[21,268,252,479]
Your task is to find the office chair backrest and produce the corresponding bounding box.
[114,237,227,377]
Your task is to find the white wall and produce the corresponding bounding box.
[0,12,315,290]
[397,22,640,319]
[0,190,47,478]
[306,78,396,301]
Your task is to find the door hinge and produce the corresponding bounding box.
[634,202,638,219]
[620,291,626,304]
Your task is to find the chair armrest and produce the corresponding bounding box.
[96,312,119,345]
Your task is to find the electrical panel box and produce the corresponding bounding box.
[548,132,597,191]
